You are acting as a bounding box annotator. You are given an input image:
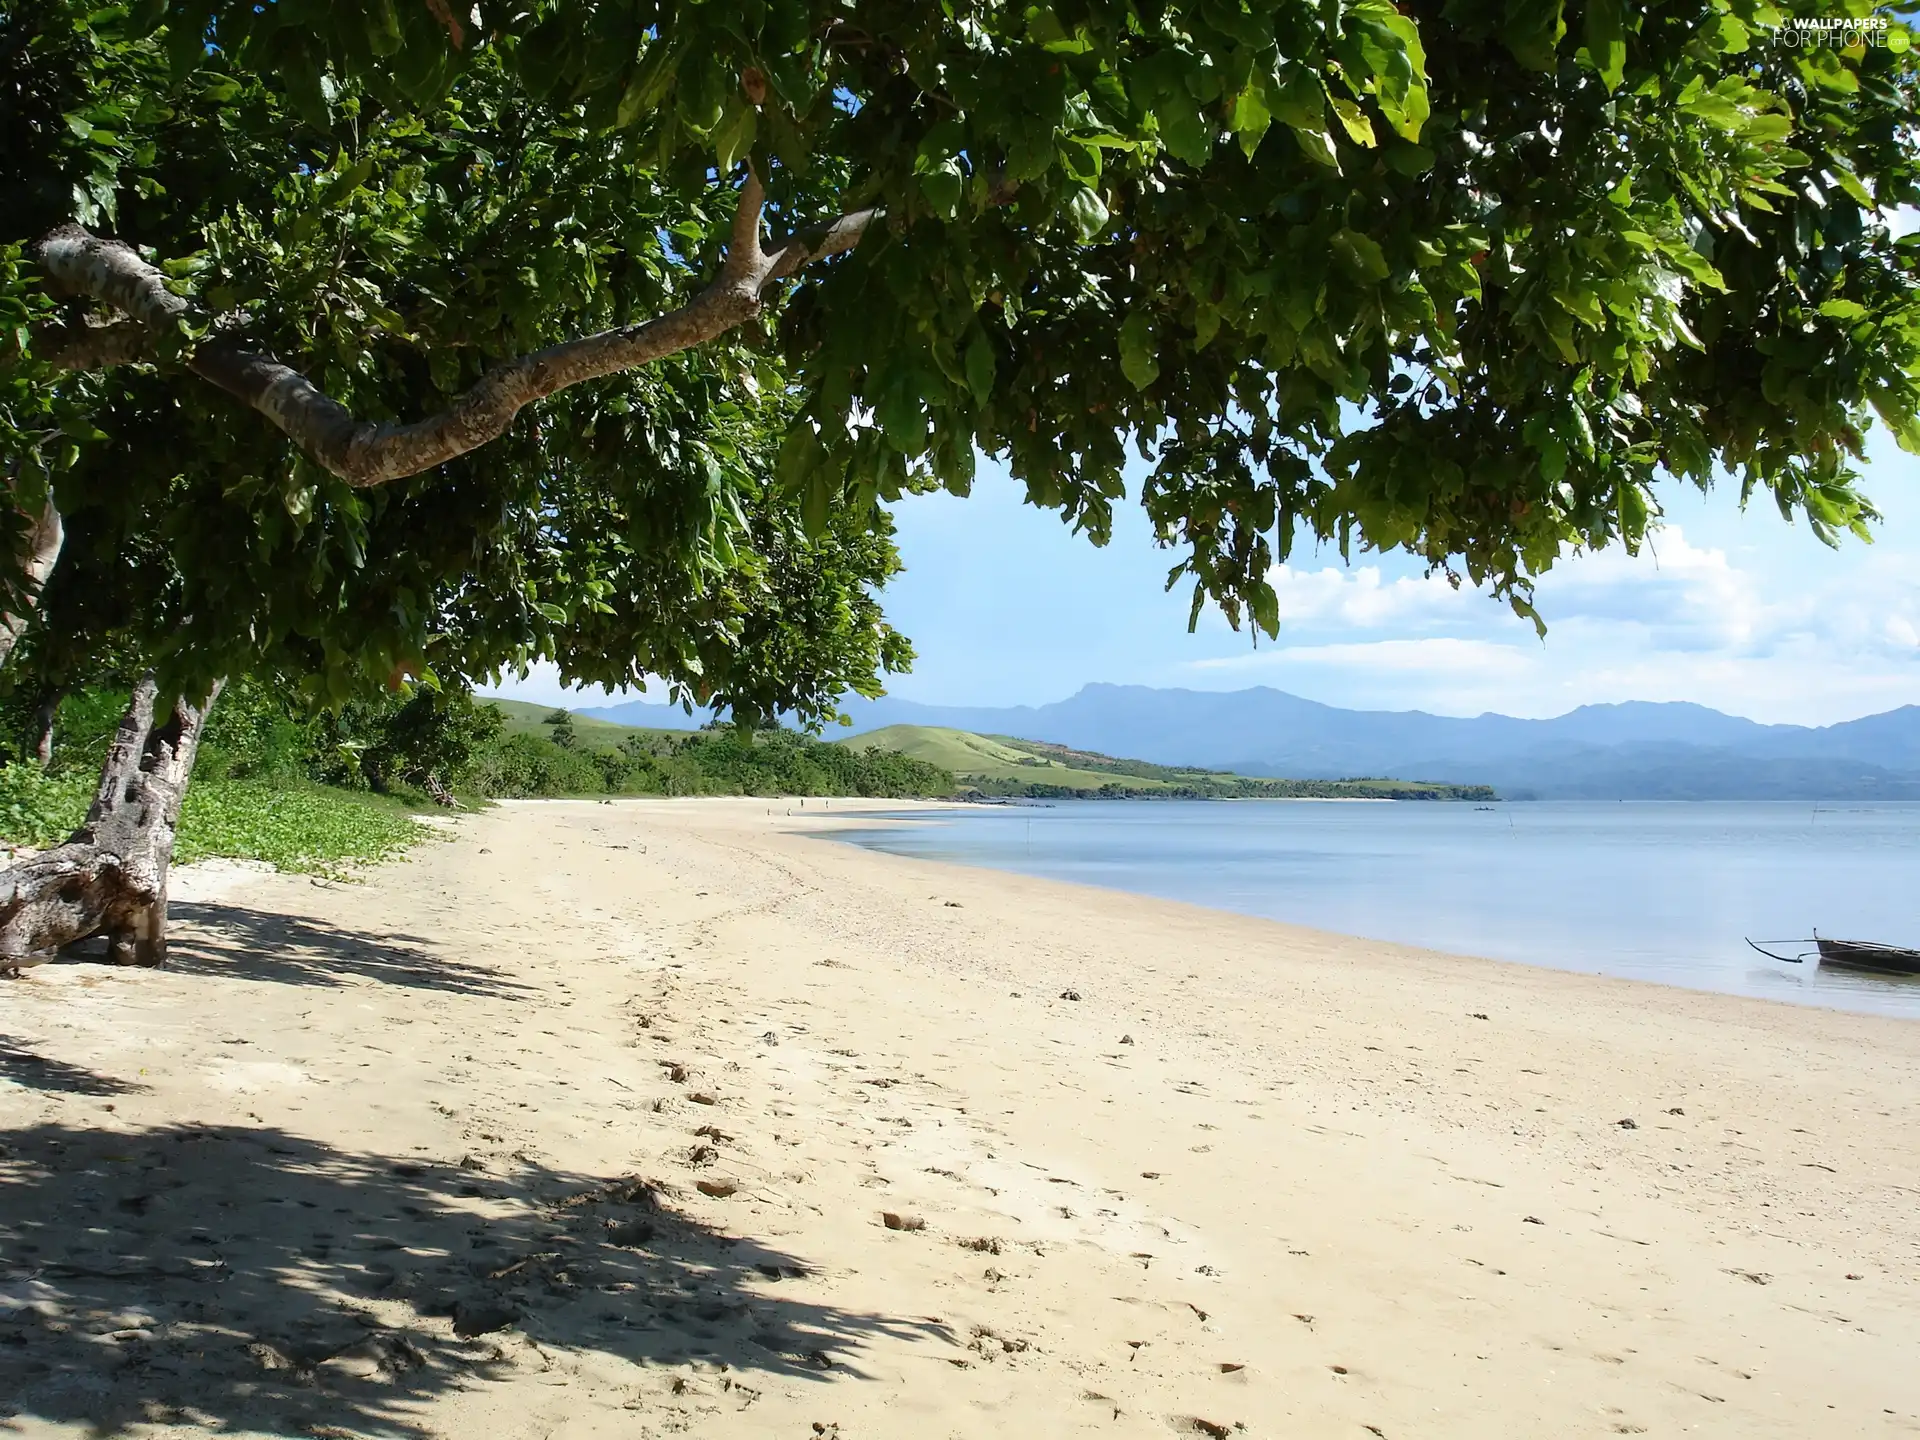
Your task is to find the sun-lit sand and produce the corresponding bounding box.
[3,797,1916,1437]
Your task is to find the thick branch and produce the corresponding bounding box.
[34,316,155,370]
[0,496,64,671]
[32,183,875,488]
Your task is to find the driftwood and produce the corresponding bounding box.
[0,673,221,970]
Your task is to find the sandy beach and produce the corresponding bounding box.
[3,798,1917,1438]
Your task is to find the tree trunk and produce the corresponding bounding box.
[0,673,222,971]
[0,497,64,670]
[31,685,62,770]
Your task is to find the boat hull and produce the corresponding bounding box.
[1816,938,1920,976]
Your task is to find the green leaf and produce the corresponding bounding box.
[1583,0,1627,90]
[917,159,964,218]
[964,332,996,405]
[1331,228,1389,282]
[1826,162,1875,210]
[802,468,833,538]
[1120,311,1159,390]
[876,381,928,453]
[1065,186,1110,240]
[775,423,823,494]
[1553,284,1606,328]
[1709,14,1749,54]
[1329,98,1376,148]
[1817,298,1869,321]
[1524,413,1569,481]
[1502,0,1567,70]
[1230,84,1271,157]
[321,156,377,209]
[1157,101,1213,168]
[712,101,757,174]
[1249,581,1280,638]
[367,0,405,58]
[1287,124,1341,170]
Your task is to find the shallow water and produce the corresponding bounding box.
[828,800,1920,1020]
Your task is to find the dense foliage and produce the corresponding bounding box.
[3,0,915,723]
[0,763,434,874]
[5,0,1915,666]
[0,679,956,807]
[956,735,1497,799]
[472,714,956,797]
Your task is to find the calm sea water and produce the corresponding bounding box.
[828,800,1920,1020]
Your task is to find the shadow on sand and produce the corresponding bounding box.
[0,1040,148,1098]
[0,1120,944,1435]
[158,902,539,998]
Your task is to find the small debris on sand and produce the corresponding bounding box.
[882,1211,926,1231]
[451,1297,520,1337]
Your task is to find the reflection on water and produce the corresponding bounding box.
[828,800,1920,1021]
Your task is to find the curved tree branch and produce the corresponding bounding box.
[31,177,875,488]
[34,316,155,370]
[0,495,64,671]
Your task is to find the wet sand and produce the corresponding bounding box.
[3,797,1916,1437]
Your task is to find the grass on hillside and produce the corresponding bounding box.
[836,725,1180,792]
[840,725,1498,800]
[0,766,439,877]
[484,696,689,751]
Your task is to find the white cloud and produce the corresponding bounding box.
[1182,523,1920,722]
[481,660,636,709]
[1265,563,1475,632]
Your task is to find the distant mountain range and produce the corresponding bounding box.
[570,684,1920,800]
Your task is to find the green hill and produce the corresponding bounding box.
[481,697,687,751]
[833,725,1155,792]
[838,725,1495,801]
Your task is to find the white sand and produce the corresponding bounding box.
[2,797,1915,1438]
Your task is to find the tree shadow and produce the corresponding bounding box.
[0,1039,147,1097]
[147,902,540,998]
[0,1121,947,1436]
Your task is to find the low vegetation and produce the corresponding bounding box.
[0,686,1494,882]
[0,684,957,874]
[0,766,434,877]
[840,726,1497,801]
[472,703,953,799]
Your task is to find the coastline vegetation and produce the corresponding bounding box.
[0,684,958,874]
[840,725,1497,801]
[0,691,1492,880]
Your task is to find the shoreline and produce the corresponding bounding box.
[792,796,1920,1024]
[4,797,1915,1437]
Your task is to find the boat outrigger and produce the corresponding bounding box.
[1746,932,1920,977]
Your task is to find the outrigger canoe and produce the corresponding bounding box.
[1747,932,1920,976]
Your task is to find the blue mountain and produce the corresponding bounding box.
[570,685,1920,800]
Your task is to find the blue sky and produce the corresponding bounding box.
[497,433,1920,727]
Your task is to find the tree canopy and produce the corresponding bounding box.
[4,0,1918,698]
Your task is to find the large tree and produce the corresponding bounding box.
[2,0,1917,955]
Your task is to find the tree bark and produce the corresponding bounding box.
[30,685,62,770]
[31,174,876,487]
[0,496,64,671]
[0,673,222,971]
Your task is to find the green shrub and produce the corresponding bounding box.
[175,781,434,875]
[0,765,91,849]
[0,768,432,877]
